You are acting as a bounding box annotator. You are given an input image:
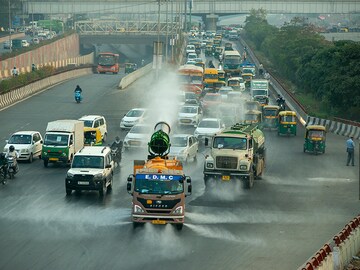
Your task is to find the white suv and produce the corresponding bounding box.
[79,115,108,142]
[65,146,114,196]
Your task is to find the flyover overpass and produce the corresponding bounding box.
[24,0,360,16]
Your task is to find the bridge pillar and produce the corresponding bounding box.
[205,14,218,32]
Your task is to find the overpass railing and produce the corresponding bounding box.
[76,20,180,35]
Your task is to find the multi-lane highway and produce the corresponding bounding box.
[0,51,358,270]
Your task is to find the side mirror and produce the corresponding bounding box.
[5,140,8,143]
[187,184,192,196]
[105,164,112,169]
[40,140,43,144]
[127,174,134,194]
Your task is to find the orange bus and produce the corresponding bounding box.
[97,52,119,74]
[178,64,204,95]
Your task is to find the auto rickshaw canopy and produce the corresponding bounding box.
[263,105,280,117]
[305,125,326,140]
[84,127,103,146]
[279,111,297,123]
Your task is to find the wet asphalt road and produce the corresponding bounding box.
[0,63,359,270]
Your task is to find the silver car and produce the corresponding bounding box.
[169,134,199,163]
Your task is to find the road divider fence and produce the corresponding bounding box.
[298,214,360,270]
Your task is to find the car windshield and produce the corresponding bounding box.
[72,156,104,169]
[171,137,188,147]
[44,134,69,146]
[127,110,144,117]
[135,179,184,195]
[81,120,93,128]
[198,120,219,128]
[213,137,247,150]
[252,90,267,96]
[130,125,151,134]
[8,134,32,144]
[180,106,197,113]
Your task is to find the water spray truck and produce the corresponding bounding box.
[127,122,192,230]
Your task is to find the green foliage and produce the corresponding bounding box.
[0,65,56,94]
[244,11,360,121]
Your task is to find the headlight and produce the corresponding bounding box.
[22,149,29,153]
[4,148,8,152]
[67,172,75,179]
[173,206,183,214]
[94,173,103,180]
[134,204,145,213]
[206,163,214,168]
[240,165,247,170]
[61,152,67,157]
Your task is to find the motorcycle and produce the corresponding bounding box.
[0,165,7,185]
[7,156,19,179]
[75,91,82,103]
[110,145,122,166]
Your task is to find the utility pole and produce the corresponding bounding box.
[184,0,187,32]
[8,0,12,53]
[165,0,169,63]
[189,0,192,31]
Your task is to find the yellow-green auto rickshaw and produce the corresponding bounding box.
[303,125,326,154]
[84,127,103,146]
[262,105,280,129]
[245,100,261,112]
[278,111,297,136]
[244,110,262,124]
[125,63,137,74]
[217,70,225,82]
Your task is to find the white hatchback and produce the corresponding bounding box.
[120,108,147,130]
[169,134,199,163]
[194,118,225,141]
[123,124,152,150]
[3,131,43,162]
[178,105,202,127]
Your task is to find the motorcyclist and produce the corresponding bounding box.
[259,64,264,76]
[276,94,286,109]
[5,145,19,174]
[111,136,123,164]
[74,85,82,93]
[208,60,215,68]
[0,153,7,183]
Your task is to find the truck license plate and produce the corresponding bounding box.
[222,175,230,181]
[152,220,166,225]
[78,181,89,185]
[49,158,58,161]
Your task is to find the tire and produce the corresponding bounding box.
[99,182,106,197]
[175,224,183,231]
[66,188,72,195]
[204,175,209,186]
[43,159,48,167]
[107,175,113,193]
[28,153,33,163]
[244,171,254,189]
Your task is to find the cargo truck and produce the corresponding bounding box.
[250,79,269,106]
[126,122,192,230]
[42,120,84,167]
[203,123,265,189]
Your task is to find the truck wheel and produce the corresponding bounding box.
[175,224,183,231]
[43,159,48,167]
[244,172,254,189]
[204,175,209,186]
[66,188,72,196]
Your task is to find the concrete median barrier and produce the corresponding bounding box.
[118,63,152,90]
[0,68,93,110]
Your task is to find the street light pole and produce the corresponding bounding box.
[8,0,12,53]
[165,0,169,63]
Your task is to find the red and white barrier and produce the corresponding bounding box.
[298,215,360,270]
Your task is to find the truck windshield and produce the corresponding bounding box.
[252,90,267,96]
[135,179,184,195]
[213,137,247,150]
[44,134,69,146]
